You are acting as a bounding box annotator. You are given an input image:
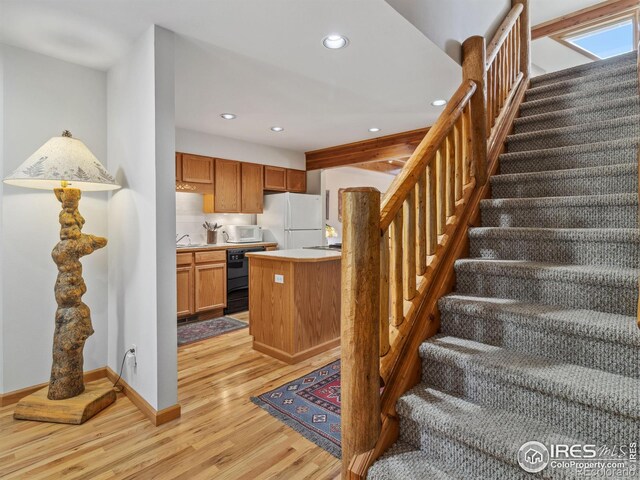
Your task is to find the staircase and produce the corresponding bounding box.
[367,52,640,479]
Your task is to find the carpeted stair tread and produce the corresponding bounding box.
[530,51,636,88]
[396,386,579,479]
[490,163,638,198]
[419,336,640,420]
[518,78,637,116]
[513,96,640,134]
[499,137,638,174]
[525,62,638,102]
[438,294,640,377]
[468,226,640,268]
[480,193,638,229]
[454,259,638,315]
[367,441,456,480]
[439,294,640,348]
[506,115,640,152]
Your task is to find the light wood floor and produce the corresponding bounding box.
[0,312,341,479]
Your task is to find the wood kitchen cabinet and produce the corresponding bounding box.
[194,251,227,312]
[241,163,264,213]
[264,166,287,191]
[286,169,307,193]
[213,159,241,213]
[176,153,214,194]
[176,253,195,318]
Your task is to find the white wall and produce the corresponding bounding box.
[0,44,5,394]
[176,128,305,170]
[386,0,511,64]
[323,167,394,241]
[1,44,108,394]
[174,128,306,244]
[107,26,177,411]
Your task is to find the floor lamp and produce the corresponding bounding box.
[4,130,120,424]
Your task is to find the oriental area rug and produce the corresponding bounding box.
[177,317,248,346]
[251,359,342,458]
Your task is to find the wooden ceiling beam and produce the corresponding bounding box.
[305,127,429,171]
[531,0,639,40]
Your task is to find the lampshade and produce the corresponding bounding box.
[4,131,120,191]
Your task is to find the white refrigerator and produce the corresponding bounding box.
[258,193,324,249]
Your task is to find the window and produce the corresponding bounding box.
[553,11,639,61]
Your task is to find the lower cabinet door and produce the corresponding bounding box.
[176,266,194,317]
[195,263,227,312]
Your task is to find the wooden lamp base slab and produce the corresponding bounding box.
[14,383,116,425]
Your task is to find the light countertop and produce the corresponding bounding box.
[176,241,277,253]
[246,248,341,263]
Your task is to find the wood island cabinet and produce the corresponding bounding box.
[241,163,264,213]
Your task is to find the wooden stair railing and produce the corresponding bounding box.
[340,1,531,478]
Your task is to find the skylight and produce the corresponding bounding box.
[562,16,636,60]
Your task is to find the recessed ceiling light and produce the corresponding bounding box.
[431,99,447,107]
[388,160,393,164]
[270,126,284,132]
[220,113,236,120]
[323,34,349,49]
[368,127,381,133]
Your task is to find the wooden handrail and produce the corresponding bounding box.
[341,1,530,477]
[379,80,476,232]
[486,3,524,67]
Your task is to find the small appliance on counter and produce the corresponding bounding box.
[221,224,263,244]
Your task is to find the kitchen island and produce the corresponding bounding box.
[246,249,341,364]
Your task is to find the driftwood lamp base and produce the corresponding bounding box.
[14,383,116,425]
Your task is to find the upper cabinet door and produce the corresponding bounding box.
[175,153,182,182]
[214,158,241,213]
[286,169,307,193]
[241,163,264,213]
[181,154,214,184]
[264,166,287,191]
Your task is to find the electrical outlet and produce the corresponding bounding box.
[274,274,284,284]
[127,344,137,367]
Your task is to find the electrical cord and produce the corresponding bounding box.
[112,348,134,393]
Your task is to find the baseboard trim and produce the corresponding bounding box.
[0,367,107,407]
[105,367,181,426]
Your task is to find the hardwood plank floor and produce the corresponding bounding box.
[0,312,341,479]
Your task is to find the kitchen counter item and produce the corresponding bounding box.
[246,248,339,263]
[175,241,277,252]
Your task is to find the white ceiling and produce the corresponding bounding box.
[0,0,462,152]
[529,0,605,26]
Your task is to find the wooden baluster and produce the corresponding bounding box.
[513,0,530,77]
[486,64,493,131]
[454,118,463,201]
[463,105,473,184]
[462,35,489,186]
[445,131,455,218]
[390,210,403,326]
[379,229,390,357]
[415,171,427,276]
[436,146,446,235]
[516,17,522,75]
[340,187,381,479]
[426,159,437,255]
[403,189,417,300]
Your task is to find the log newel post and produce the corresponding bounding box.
[340,187,381,479]
[462,35,489,186]
[512,0,531,78]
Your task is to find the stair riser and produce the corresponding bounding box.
[499,145,637,174]
[439,311,640,377]
[525,71,637,102]
[519,82,637,116]
[531,55,636,88]
[513,101,640,134]
[481,203,637,229]
[454,270,637,315]
[398,417,533,480]
[421,361,638,446]
[491,172,638,198]
[469,236,640,268]
[507,122,638,153]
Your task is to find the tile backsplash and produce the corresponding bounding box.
[176,193,256,244]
